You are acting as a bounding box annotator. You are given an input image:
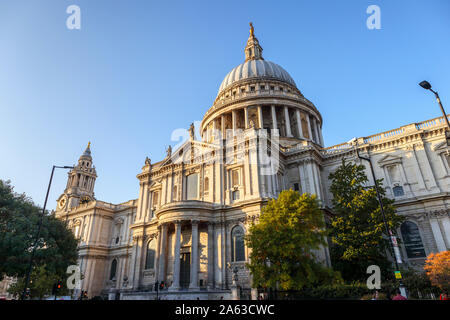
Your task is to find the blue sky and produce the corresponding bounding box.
[1,0,449,209]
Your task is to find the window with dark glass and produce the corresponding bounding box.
[393,186,404,197]
[145,240,156,269]
[110,259,117,280]
[401,221,426,258]
[232,190,240,201]
[231,226,245,262]
[293,183,299,191]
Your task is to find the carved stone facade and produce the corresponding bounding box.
[55,28,449,300]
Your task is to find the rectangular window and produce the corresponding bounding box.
[293,183,299,191]
[186,173,199,200]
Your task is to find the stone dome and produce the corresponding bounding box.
[217,59,297,96]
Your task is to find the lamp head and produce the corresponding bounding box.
[419,80,432,90]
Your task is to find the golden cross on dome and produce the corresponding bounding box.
[87,141,91,148]
[249,22,254,37]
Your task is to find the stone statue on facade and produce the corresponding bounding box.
[189,123,195,140]
[249,22,254,37]
[145,157,151,165]
[166,145,172,158]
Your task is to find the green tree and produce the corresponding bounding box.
[0,179,78,298]
[328,159,404,281]
[246,190,341,291]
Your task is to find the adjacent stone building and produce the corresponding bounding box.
[54,26,450,300]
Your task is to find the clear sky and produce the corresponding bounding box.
[1,0,449,209]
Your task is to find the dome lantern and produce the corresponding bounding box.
[245,22,263,61]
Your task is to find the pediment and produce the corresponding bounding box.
[433,140,450,153]
[377,154,402,166]
[160,139,221,167]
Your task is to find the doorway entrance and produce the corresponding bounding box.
[180,252,190,288]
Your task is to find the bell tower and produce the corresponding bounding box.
[56,142,97,212]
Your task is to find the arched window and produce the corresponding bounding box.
[401,221,426,258]
[110,259,117,280]
[145,240,156,269]
[231,226,245,262]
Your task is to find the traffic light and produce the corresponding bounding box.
[159,281,164,290]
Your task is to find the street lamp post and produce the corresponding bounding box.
[21,165,74,300]
[351,142,407,296]
[419,80,450,145]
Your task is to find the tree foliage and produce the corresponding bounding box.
[246,190,341,291]
[424,251,450,291]
[0,179,78,297]
[328,159,404,281]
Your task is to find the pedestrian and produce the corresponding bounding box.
[439,290,448,300]
[392,289,407,300]
[371,290,379,300]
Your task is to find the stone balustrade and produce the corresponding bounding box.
[323,115,449,156]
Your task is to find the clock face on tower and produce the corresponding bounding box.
[80,196,91,204]
[58,197,67,209]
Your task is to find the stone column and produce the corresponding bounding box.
[142,183,149,221]
[232,110,237,134]
[430,218,447,252]
[271,105,277,130]
[244,107,249,129]
[295,110,304,139]
[207,222,215,289]
[212,118,218,142]
[312,118,319,143]
[136,183,144,221]
[154,228,161,283]
[190,220,200,290]
[158,223,168,283]
[313,164,323,201]
[221,114,226,140]
[306,114,313,141]
[284,106,293,137]
[169,221,182,291]
[317,121,324,146]
[214,223,222,288]
[132,235,144,289]
[442,217,450,250]
[298,163,306,194]
[306,161,316,195]
[116,258,124,289]
[257,105,263,129]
